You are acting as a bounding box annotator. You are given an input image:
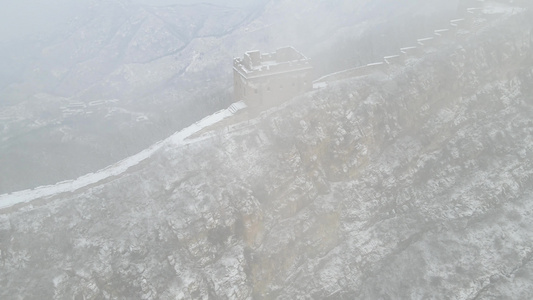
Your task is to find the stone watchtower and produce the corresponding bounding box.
[233,47,313,107]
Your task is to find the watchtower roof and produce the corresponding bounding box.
[233,46,312,79]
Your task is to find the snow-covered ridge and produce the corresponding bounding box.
[0,102,246,211]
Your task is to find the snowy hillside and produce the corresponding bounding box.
[0,102,245,211]
[1,2,533,300]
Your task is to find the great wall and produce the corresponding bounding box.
[311,0,524,86]
[0,0,528,212]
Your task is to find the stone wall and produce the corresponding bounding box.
[312,0,510,85]
[233,47,313,108]
[234,67,313,108]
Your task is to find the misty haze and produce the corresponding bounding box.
[1,0,533,299]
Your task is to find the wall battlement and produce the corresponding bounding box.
[313,0,520,85]
[233,47,312,78]
[233,57,312,79]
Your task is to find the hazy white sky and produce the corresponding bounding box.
[0,0,87,40]
[0,0,265,40]
[134,0,262,6]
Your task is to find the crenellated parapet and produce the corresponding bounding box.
[312,0,523,86]
[233,55,312,79]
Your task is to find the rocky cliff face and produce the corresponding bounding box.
[1,5,533,300]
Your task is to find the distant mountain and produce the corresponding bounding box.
[0,1,260,193]
[1,2,532,299]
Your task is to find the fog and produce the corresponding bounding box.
[134,0,264,7]
[1,0,533,298]
[0,0,263,38]
[0,1,87,40]
[0,0,463,199]
[0,0,468,195]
